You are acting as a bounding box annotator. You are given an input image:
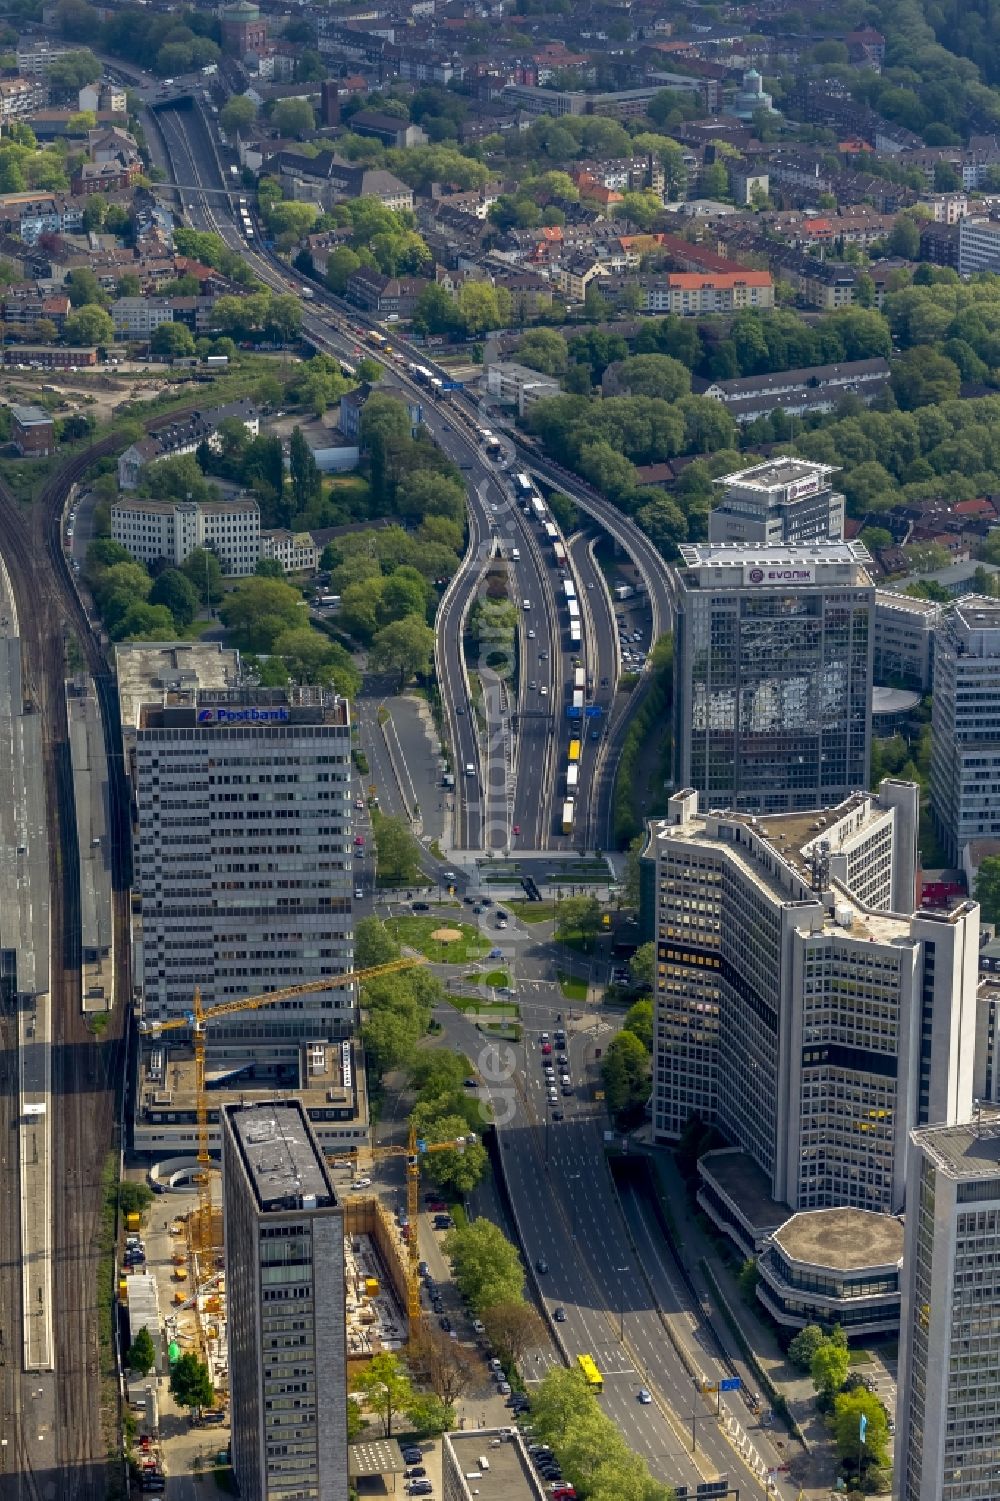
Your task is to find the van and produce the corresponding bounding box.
[465,762,475,777]
[478,1455,490,1471]
[511,547,520,560]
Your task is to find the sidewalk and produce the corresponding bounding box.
[641,1147,837,1498]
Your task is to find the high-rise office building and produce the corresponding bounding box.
[117,645,354,1052]
[669,543,874,814]
[930,595,1000,863]
[649,785,980,1215]
[896,1110,1000,1501]
[222,1100,348,1501]
[708,458,845,546]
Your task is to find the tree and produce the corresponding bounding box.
[355,915,401,969]
[737,1258,759,1304]
[219,578,305,653]
[369,616,435,688]
[975,855,1000,926]
[127,1326,156,1376]
[788,1323,827,1372]
[119,1180,154,1218]
[443,1220,525,1314]
[481,1301,545,1365]
[271,97,315,136]
[411,1326,477,1404]
[529,1367,594,1443]
[832,1387,891,1479]
[352,1352,413,1438]
[811,1333,850,1400]
[891,348,961,410]
[623,998,653,1053]
[220,94,256,135]
[116,602,176,641]
[601,1031,650,1118]
[289,426,322,512]
[150,322,196,359]
[64,305,113,346]
[517,328,568,377]
[149,568,199,628]
[554,894,601,948]
[48,48,100,90]
[404,1393,454,1438]
[888,214,921,258]
[372,814,422,885]
[169,1354,214,1412]
[87,537,131,570]
[347,1396,366,1440]
[326,246,362,295]
[66,266,107,308]
[614,354,691,402]
[630,942,655,993]
[408,1106,486,1192]
[181,547,223,608]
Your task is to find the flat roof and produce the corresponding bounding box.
[913,1110,1000,1182]
[139,1038,367,1128]
[10,403,51,425]
[772,1208,903,1270]
[347,1439,405,1479]
[678,541,871,568]
[715,457,838,491]
[445,1430,546,1501]
[953,594,1000,633]
[699,1148,788,1235]
[874,589,942,617]
[872,686,922,714]
[115,642,240,733]
[226,1100,337,1213]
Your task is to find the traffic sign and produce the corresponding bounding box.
[584,704,603,718]
[720,1377,741,1392]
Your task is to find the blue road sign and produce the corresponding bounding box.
[584,705,603,718]
[720,1377,741,1392]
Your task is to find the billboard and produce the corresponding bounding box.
[742,564,816,587]
[196,705,290,725]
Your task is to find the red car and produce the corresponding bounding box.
[541,1043,552,1056]
[512,823,521,835]
[427,1198,446,1212]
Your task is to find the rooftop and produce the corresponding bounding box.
[677,541,872,575]
[771,1208,903,1271]
[227,1100,337,1213]
[115,643,241,734]
[715,457,839,493]
[953,594,1000,634]
[699,1148,789,1236]
[874,589,943,617]
[445,1430,547,1501]
[914,1109,1000,1182]
[10,403,52,426]
[139,1037,365,1126]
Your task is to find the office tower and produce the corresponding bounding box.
[117,645,354,1051]
[896,1110,1000,1501]
[873,590,941,692]
[669,543,874,814]
[930,595,1000,864]
[222,1101,347,1501]
[649,785,980,1214]
[708,458,845,546]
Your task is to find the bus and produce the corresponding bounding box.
[562,799,575,836]
[568,738,581,762]
[513,472,534,499]
[577,1354,603,1390]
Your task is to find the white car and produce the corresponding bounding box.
[540,686,548,696]
[351,1177,372,1190]
[354,887,364,899]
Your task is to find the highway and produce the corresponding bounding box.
[151,96,655,857]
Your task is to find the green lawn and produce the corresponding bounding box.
[509,900,558,923]
[447,995,520,1019]
[558,971,588,1003]
[385,916,491,965]
[483,969,509,988]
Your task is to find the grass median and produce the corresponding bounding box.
[385,915,491,965]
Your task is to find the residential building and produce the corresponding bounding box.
[958,216,1000,275]
[10,403,54,456]
[0,76,46,120]
[896,1110,1000,1501]
[274,152,413,213]
[2,344,97,369]
[873,591,941,691]
[931,596,1000,863]
[485,359,560,416]
[111,496,261,576]
[338,383,421,443]
[728,161,769,206]
[708,458,846,546]
[15,41,73,75]
[117,652,354,1049]
[117,400,259,489]
[111,297,175,340]
[917,192,968,224]
[650,784,980,1219]
[260,529,320,573]
[442,1430,547,1501]
[665,270,774,314]
[700,359,890,427]
[72,160,141,195]
[222,1100,347,1501]
[343,267,429,318]
[668,542,874,812]
[501,84,665,120]
[347,110,428,149]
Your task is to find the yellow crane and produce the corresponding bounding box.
[139,956,426,1260]
[371,1124,477,1332]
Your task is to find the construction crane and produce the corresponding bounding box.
[371,1124,477,1333]
[139,956,426,1261]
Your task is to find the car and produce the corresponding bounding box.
[433,1214,454,1229]
[540,685,549,696]
[431,1299,444,1314]
[554,1030,566,1043]
[438,1316,452,1332]
[464,1076,478,1088]
[353,834,365,847]
[402,1448,423,1465]
[496,918,508,929]
[354,886,365,899]
[351,1177,371,1189]
[556,1053,568,1066]
[561,1084,573,1096]
[413,901,430,912]
[637,1388,652,1404]
[512,823,521,835]
[540,1032,550,1041]
[551,1109,564,1121]
[527,628,536,639]
[541,1043,552,1055]
[407,1483,433,1497]
[600,676,609,687]
[560,1074,571,1086]
[528,680,537,691]
[418,1261,430,1276]
[539,650,548,661]
[456,705,465,714]
[355,796,365,809]
[472,1318,485,1334]
[405,1467,426,1479]
[443,870,457,882]
[535,1256,549,1274]
[498,1380,512,1396]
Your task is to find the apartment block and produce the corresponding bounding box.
[669,543,874,815]
[650,784,980,1223]
[958,216,1000,276]
[930,596,1000,863]
[708,458,846,546]
[665,270,774,314]
[896,1111,1000,1501]
[111,497,261,576]
[485,360,560,416]
[222,1100,348,1501]
[116,647,354,1056]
